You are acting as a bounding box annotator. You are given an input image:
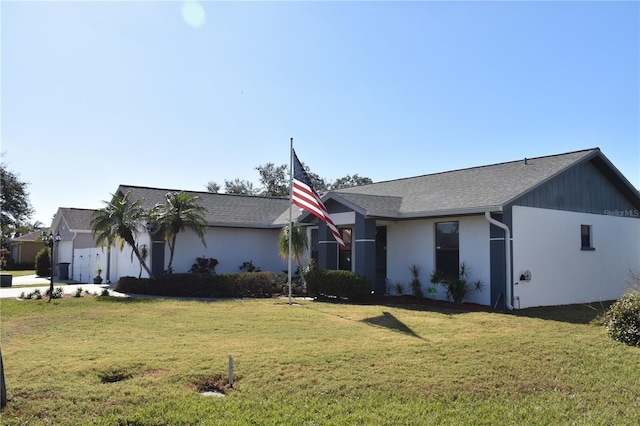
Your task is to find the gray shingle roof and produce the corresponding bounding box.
[116,185,295,228]
[10,229,47,243]
[333,148,599,217]
[58,208,97,231]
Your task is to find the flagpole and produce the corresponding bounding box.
[287,137,294,305]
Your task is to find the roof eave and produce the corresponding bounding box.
[206,222,283,229]
[396,206,503,220]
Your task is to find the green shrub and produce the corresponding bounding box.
[35,247,51,277]
[604,284,640,347]
[115,272,281,299]
[409,264,423,298]
[430,262,483,304]
[46,287,63,299]
[23,289,43,299]
[306,270,371,302]
[189,257,218,274]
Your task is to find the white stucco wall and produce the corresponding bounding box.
[166,227,285,274]
[512,206,640,309]
[109,233,149,281]
[94,226,286,283]
[386,215,491,305]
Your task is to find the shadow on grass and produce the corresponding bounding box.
[508,301,614,325]
[368,296,614,325]
[361,311,424,339]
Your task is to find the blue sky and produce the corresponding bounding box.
[2,0,639,226]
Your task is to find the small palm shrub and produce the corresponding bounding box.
[409,264,423,298]
[46,287,63,299]
[603,272,640,347]
[430,262,483,304]
[35,247,51,277]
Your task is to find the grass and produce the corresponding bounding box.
[1,270,36,277]
[6,283,52,289]
[1,297,638,425]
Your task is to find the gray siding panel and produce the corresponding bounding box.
[510,160,637,215]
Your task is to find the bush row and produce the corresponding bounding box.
[306,269,371,302]
[115,272,284,298]
[114,269,372,302]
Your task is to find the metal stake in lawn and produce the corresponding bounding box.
[228,355,234,388]
[42,231,61,302]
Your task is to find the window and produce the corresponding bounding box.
[581,225,594,250]
[310,228,319,263]
[338,227,352,271]
[435,221,459,278]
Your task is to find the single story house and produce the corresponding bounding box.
[50,208,100,281]
[318,147,640,309]
[8,230,46,267]
[103,185,298,283]
[82,148,639,309]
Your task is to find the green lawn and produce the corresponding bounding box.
[1,270,36,277]
[0,297,638,425]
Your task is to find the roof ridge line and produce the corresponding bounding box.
[341,147,600,188]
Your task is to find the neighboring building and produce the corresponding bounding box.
[102,185,299,283]
[8,230,45,267]
[50,208,99,281]
[81,148,640,309]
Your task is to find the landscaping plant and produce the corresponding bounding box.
[409,264,424,298]
[603,271,640,347]
[34,247,50,277]
[430,262,483,304]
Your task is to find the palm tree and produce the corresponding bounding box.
[91,191,153,278]
[278,221,309,278]
[150,191,208,272]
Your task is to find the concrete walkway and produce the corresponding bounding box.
[0,274,116,298]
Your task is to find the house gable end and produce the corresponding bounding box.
[507,152,640,217]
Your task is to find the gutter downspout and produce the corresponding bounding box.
[485,211,514,310]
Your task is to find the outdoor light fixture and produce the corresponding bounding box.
[145,222,156,233]
[519,270,532,282]
[42,231,62,301]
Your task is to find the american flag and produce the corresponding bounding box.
[292,150,345,249]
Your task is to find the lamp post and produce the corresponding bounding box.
[42,231,61,302]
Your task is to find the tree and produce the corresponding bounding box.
[330,174,373,189]
[90,191,153,278]
[256,163,288,197]
[205,161,372,196]
[305,169,329,192]
[224,178,257,195]
[279,221,309,278]
[150,191,208,272]
[0,163,33,241]
[205,181,220,193]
